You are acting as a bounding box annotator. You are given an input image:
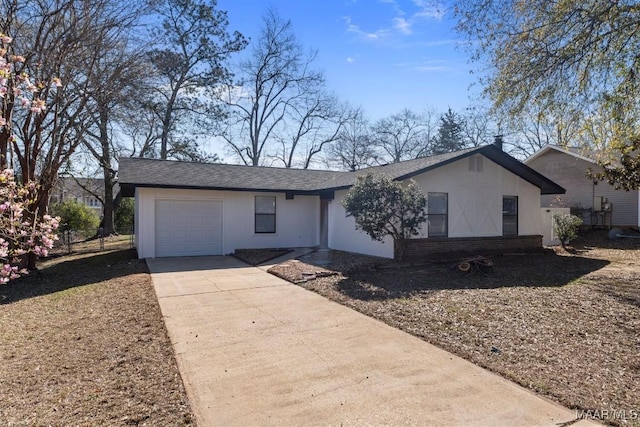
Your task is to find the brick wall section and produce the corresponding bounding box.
[404,235,543,260]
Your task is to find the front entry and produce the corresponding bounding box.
[319,199,329,248]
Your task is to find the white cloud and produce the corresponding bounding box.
[415,65,452,72]
[343,16,391,40]
[392,17,412,35]
[346,57,356,63]
[411,0,446,20]
[394,59,455,73]
[344,1,447,43]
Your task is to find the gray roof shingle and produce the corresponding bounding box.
[118,158,344,193]
[119,145,564,195]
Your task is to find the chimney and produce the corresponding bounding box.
[493,134,504,151]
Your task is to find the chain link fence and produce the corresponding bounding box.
[52,226,134,256]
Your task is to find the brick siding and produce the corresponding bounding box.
[404,235,543,260]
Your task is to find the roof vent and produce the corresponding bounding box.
[493,135,504,151]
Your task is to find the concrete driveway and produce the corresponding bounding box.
[147,256,596,427]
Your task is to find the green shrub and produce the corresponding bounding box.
[115,197,134,232]
[50,200,100,232]
[342,172,427,261]
[553,213,583,248]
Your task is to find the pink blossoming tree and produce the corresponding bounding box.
[0,33,59,283]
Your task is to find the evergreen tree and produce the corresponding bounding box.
[431,108,466,155]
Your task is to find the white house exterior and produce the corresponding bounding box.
[525,145,640,228]
[119,145,564,259]
[134,187,320,258]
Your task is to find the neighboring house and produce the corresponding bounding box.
[525,144,640,228]
[49,177,105,216]
[119,144,564,259]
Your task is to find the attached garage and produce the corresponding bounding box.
[155,199,223,257]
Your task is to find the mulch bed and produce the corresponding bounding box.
[268,232,640,426]
[0,248,194,426]
[232,248,292,265]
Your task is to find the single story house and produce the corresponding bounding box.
[525,144,640,228]
[118,144,564,259]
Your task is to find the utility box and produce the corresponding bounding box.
[593,196,603,212]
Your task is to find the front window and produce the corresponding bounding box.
[255,196,276,233]
[428,192,448,237]
[503,196,518,236]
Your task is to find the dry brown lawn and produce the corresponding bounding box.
[0,240,194,426]
[269,231,640,426]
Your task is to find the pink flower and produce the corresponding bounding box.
[30,99,46,114]
[1,35,13,44]
[51,77,62,87]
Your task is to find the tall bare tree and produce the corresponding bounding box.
[1,0,139,217]
[220,8,327,166]
[147,0,246,160]
[81,39,149,235]
[272,96,355,169]
[371,108,435,163]
[498,101,584,158]
[462,105,496,148]
[327,107,378,171]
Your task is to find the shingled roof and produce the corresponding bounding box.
[119,145,565,196]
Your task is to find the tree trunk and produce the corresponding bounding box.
[101,173,115,235]
[394,238,407,262]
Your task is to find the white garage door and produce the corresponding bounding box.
[155,199,223,257]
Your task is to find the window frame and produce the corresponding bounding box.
[502,195,518,236]
[427,192,448,238]
[254,195,276,234]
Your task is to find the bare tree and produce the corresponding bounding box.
[220,8,327,166]
[462,104,496,147]
[1,0,141,217]
[272,95,355,168]
[371,109,433,163]
[81,38,150,235]
[326,107,378,171]
[146,0,247,160]
[501,102,584,158]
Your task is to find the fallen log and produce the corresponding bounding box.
[457,256,494,274]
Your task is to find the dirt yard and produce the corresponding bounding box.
[0,242,194,426]
[269,232,640,426]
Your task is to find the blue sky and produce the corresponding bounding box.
[217,0,481,121]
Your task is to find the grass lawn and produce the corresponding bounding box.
[0,239,194,426]
[269,231,640,426]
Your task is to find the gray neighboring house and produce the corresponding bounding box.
[525,144,640,228]
[119,144,564,259]
[49,177,105,216]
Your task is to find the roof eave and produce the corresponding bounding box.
[119,182,322,195]
[480,145,566,194]
[525,144,596,165]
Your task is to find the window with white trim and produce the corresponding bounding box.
[255,196,276,233]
